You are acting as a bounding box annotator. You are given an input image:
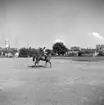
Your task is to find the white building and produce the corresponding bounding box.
[5,39,10,48]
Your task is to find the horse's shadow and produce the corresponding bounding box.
[28,65,46,68]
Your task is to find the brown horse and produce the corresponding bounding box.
[33,53,52,67]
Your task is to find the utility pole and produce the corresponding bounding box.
[5,39,9,57]
[16,38,19,58]
[27,41,29,58]
[16,38,18,51]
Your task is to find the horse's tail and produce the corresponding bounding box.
[33,55,36,61]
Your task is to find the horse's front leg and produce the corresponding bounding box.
[48,61,52,68]
[34,61,37,67]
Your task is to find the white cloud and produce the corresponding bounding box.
[53,33,67,45]
[90,32,104,39]
[53,39,64,43]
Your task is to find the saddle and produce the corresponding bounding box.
[40,54,47,59]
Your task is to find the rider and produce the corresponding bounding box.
[42,47,47,57]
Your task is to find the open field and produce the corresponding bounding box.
[0,58,104,105]
[52,56,104,62]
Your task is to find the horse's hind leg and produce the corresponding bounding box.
[46,60,51,68]
[34,61,37,67]
[45,61,47,68]
[37,61,39,66]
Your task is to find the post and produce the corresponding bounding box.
[27,41,29,58]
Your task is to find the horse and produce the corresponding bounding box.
[33,53,52,68]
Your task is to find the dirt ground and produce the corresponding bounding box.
[0,58,104,105]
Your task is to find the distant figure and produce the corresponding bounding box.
[93,50,98,57]
[14,52,19,58]
[5,53,8,57]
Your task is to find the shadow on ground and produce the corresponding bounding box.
[28,65,45,68]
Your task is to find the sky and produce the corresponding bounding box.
[0,0,104,49]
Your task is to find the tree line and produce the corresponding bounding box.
[18,42,104,57]
[0,42,104,57]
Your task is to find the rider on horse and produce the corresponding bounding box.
[33,47,51,67]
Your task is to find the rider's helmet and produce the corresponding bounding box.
[43,47,46,49]
[43,47,46,52]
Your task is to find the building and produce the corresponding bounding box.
[67,50,78,56]
[5,39,10,49]
[70,46,81,51]
[96,45,104,51]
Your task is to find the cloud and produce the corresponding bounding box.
[53,33,67,45]
[90,32,104,39]
[53,39,64,43]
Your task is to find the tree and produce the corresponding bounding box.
[19,47,39,57]
[19,47,28,57]
[8,48,17,55]
[52,42,68,56]
[28,47,37,57]
[51,50,56,56]
[45,49,52,54]
[37,47,44,54]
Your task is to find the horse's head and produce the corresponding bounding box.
[46,53,51,58]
